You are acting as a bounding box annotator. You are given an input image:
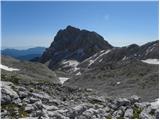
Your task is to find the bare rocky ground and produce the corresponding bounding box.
[65,59,159,101]
[1,80,159,119]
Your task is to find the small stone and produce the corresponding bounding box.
[130,95,141,103]
[31,109,48,118]
[108,103,118,110]
[104,106,110,112]
[34,110,47,118]
[25,104,34,113]
[82,108,97,118]
[150,99,159,111]
[48,111,67,119]
[12,98,22,106]
[18,87,27,92]
[112,109,123,118]
[1,94,11,104]
[33,100,44,110]
[104,113,112,119]
[44,105,58,111]
[119,106,127,112]
[89,96,105,104]
[56,109,68,115]
[73,104,88,114]
[30,97,39,104]
[117,98,130,106]
[18,91,28,99]
[48,99,60,106]
[95,104,104,109]
[124,108,133,119]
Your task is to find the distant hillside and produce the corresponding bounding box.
[1,55,59,84]
[1,47,46,60]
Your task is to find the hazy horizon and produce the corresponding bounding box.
[1,37,158,50]
[1,1,158,49]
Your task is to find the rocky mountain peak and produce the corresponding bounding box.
[51,26,81,47]
[39,26,113,70]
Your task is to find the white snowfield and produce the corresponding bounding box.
[99,50,111,58]
[63,60,79,67]
[58,77,69,84]
[0,64,20,71]
[141,59,159,65]
[116,82,120,85]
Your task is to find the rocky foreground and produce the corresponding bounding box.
[1,81,159,119]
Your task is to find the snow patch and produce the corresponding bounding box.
[83,50,110,64]
[141,59,159,65]
[88,60,94,66]
[122,56,127,60]
[100,50,105,53]
[62,60,80,71]
[99,59,103,62]
[0,64,20,71]
[99,50,111,57]
[63,60,79,67]
[59,77,69,84]
[88,50,111,67]
[117,82,120,85]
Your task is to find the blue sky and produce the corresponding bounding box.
[1,1,159,49]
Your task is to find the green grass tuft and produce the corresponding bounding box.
[132,106,142,119]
